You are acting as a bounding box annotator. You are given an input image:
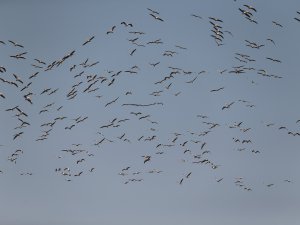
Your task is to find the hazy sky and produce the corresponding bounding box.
[0,1,300,225]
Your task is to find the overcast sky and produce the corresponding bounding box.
[0,1,300,225]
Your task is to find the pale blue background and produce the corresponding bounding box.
[0,1,299,225]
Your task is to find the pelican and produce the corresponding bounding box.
[82,35,95,46]
[142,155,151,163]
[8,40,24,48]
[149,13,164,22]
[106,26,116,34]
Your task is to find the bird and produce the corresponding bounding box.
[106,26,116,34]
[82,35,95,46]
[13,132,23,140]
[222,101,235,110]
[191,14,202,19]
[243,4,257,12]
[65,124,75,130]
[8,40,24,48]
[121,21,133,27]
[23,95,33,104]
[0,66,6,73]
[147,8,159,15]
[76,159,85,164]
[272,21,283,27]
[209,17,223,23]
[10,52,27,59]
[186,76,197,84]
[266,57,281,63]
[105,97,119,107]
[186,172,192,178]
[129,48,136,56]
[34,58,46,65]
[142,155,151,163]
[179,178,184,185]
[266,38,275,45]
[294,17,300,22]
[239,8,253,18]
[12,74,23,84]
[149,13,164,22]
[210,87,224,92]
[251,150,260,154]
[74,172,83,176]
[122,167,130,171]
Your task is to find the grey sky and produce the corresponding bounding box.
[0,1,299,225]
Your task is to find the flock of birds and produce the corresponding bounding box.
[1,4,299,191]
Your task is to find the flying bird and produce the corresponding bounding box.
[272,21,283,27]
[149,13,164,22]
[106,26,116,34]
[82,36,95,46]
[142,155,151,163]
[8,40,24,48]
[121,21,133,27]
[243,4,257,12]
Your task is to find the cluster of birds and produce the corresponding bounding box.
[0,3,299,191]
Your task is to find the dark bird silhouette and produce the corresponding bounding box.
[150,13,164,22]
[243,4,257,12]
[222,101,235,110]
[13,132,23,140]
[106,26,116,34]
[82,35,95,46]
[186,172,192,178]
[34,58,46,65]
[142,155,151,163]
[23,95,33,104]
[294,17,300,22]
[266,57,281,63]
[130,48,137,56]
[191,14,202,19]
[105,97,119,107]
[147,8,159,15]
[0,66,6,73]
[122,167,130,171]
[179,178,184,185]
[65,124,75,130]
[76,159,85,164]
[10,52,27,59]
[272,21,282,27]
[74,172,83,176]
[12,74,23,84]
[209,17,223,23]
[186,76,197,84]
[210,87,224,92]
[121,21,133,27]
[239,8,253,18]
[8,40,24,48]
[266,38,275,45]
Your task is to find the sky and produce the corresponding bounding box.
[0,0,300,225]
